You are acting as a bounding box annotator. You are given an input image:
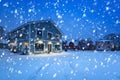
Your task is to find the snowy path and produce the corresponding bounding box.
[0,50,120,80]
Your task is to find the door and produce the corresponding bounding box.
[48,44,52,53]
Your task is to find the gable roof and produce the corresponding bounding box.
[8,20,63,35]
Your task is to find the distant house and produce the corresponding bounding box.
[0,26,4,41]
[96,40,115,51]
[6,20,63,54]
[0,26,7,49]
[78,39,95,50]
[96,33,120,51]
[96,33,120,50]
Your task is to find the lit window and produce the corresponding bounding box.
[24,42,28,46]
[48,32,52,39]
[56,34,60,39]
[35,43,44,51]
[10,43,15,46]
[37,29,42,38]
[55,45,61,51]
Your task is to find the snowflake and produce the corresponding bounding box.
[115,20,120,24]
[28,9,32,13]
[18,70,22,74]
[83,78,87,80]
[3,3,9,7]
[76,18,80,22]
[42,28,45,31]
[57,62,60,65]
[14,9,18,14]
[56,13,62,19]
[93,0,97,6]
[54,58,57,61]
[87,43,90,46]
[19,58,22,61]
[70,70,74,74]
[0,19,1,23]
[16,2,19,4]
[42,63,49,70]
[94,65,97,69]
[107,58,111,63]
[71,39,74,42]
[106,7,110,11]
[93,29,96,33]
[76,56,79,59]
[112,60,117,64]
[9,67,14,73]
[45,2,49,8]
[82,13,86,17]
[112,9,116,12]
[106,2,110,5]
[53,73,57,78]
[85,67,89,72]
[19,34,23,37]
[40,73,43,77]
[75,63,79,67]
[64,35,67,40]
[2,52,5,56]
[20,15,23,19]
[59,20,64,23]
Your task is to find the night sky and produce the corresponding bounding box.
[0,0,120,40]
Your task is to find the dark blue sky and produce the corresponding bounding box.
[0,0,120,40]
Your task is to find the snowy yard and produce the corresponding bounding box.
[0,49,120,80]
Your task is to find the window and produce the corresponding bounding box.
[24,42,28,46]
[37,29,42,38]
[55,45,61,51]
[56,34,60,39]
[35,43,44,51]
[48,32,52,39]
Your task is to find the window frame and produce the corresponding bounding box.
[36,28,43,39]
[47,31,53,39]
[35,43,44,51]
[54,44,61,51]
[56,34,60,39]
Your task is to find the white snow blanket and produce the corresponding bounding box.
[0,49,120,80]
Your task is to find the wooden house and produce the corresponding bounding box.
[7,20,62,54]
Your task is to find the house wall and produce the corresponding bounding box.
[7,21,62,54]
[96,41,115,51]
[29,21,62,53]
[7,25,30,53]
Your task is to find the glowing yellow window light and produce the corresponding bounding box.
[48,41,52,44]
[24,42,29,46]
[10,43,15,46]
[56,42,60,45]
[38,40,43,44]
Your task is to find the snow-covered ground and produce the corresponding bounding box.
[0,49,120,80]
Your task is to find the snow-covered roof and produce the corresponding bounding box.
[8,20,63,35]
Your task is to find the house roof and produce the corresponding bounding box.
[8,20,63,35]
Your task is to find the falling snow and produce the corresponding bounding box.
[3,3,9,7]
[0,0,120,80]
[0,19,1,23]
[0,0,119,40]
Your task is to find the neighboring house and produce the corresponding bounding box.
[78,39,95,50]
[0,26,4,41]
[96,33,120,51]
[0,40,8,49]
[6,20,62,54]
[96,40,115,51]
[0,26,8,49]
[64,40,80,50]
